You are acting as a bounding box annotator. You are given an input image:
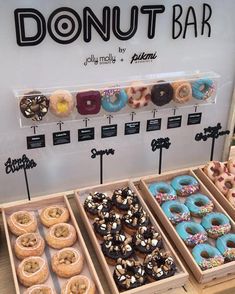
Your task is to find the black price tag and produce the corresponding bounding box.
[187,113,202,125]
[146,119,161,132]
[53,131,70,145]
[125,122,140,135]
[101,124,117,138]
[27,135,45,149]
[167,116,182,129]
[78,128,95,142]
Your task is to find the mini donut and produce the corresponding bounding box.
[227,158,235,175]
[203,161,228,182]
[101,89,128,112]
[101,231,133,265]
[192,78,215,100]
[122,204,150,235]
[112,187,139,213]
[17,256,49,287]
[185,194,214,218]
[45,223,77,249]
[172,81,192,103]
[61,275,96,294]
[14,233,45,260]
[227,188,235,207]
[201,212,231,239]
[24,285,56,294]
[113,258,146,291]
[161,201,190,225]
[84,192,112,219]
[40,205,70,227]
[51,247,84,278]
[144,249,176,282]
[148,182,177,205]
[127,82,151,109]
[171,175,200,197]
[215,172,235,196]
[93,210,122,240]
[49,90,74,117]
[76,90,101,115]
[7,211,37,236]
[176,221,208,247]
[216,233,235,261]
[151,81,173,106]
[133,226,163,258]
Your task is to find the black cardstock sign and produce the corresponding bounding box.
[151,137,171,174]
[4,154,37,201]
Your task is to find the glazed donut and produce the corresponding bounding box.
[151,81,173,106]
[76,91,101,115]
[24,285,56,294]
[20,91,49,121]
[148,182,177,205]
[133,226,163,258]
[172,81,192,104]
[101,89,128,112]
[17,256,49,287]
[14,233,45,260]
[161,201,190,225]
[84,192,112,219]
[49,90,74,117]
[227,188,235,207]
[113,258,146,291]
[192,78,215,100]
[112,187,139,213]
[227,158,235,175]
[7,211,37,236]
[203,161,227,182]
[45,223,77,249]
[144,249,176,282]
[122,204,150,235]
[215,172,235,196]
[171,175,200,197]
[201,212,231,239]
[61,275,96,294]
[127,82,151,109]
[51,247,84,278]
[216,233,235,261]
[101,231,133,265]
[192,244,224,270]
[176,221,208,247]
[40,205,70,227]
[184,194,214,217]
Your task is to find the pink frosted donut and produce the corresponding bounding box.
[215,172,235,196]
[127,82,151,109]
[50,90,74,117]
[203,161,227,182]
[227,188,235,207]
[228,158,235,175]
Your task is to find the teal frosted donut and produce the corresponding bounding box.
[176,221,208,247]
[149,182,177,205]
[161,201,190,225]
[171,175,199,197]
[184,194,214,218]
[192,244,224,270]
[192,78,215,100]
[216,233,235,261]
[201,212,231,239]
[101,89,128,112]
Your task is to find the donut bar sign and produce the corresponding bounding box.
[14,4,212,46]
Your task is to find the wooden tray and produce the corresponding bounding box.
[139,169,235,284]
[1,192,104,294]
[75,179,188,294]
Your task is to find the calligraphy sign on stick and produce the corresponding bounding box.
[151,137,171,174]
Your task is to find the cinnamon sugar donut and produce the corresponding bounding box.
[127,82,151,109]
[227,188,235,207]
[203,161,227,182]
[8,211,37,236]
[40,206,70,227]
[172,81,192,104]
[215,172,235,196]
[228,158,235,175]
[49,90,74,117]
[61,275,96,294]
[24,285,56,294]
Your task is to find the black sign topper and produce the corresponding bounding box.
[5,154,37,201]
[151,137,171,174]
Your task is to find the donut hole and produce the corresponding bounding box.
[186,227,197,235]
[16,213,31,224]
[59,251,76,265]
[48,208,63,218]
[20,234,37,247]
[179,180,190,186]
[225,181,233,189]
[158,188,167,193]
[200,251,210,259]
[170,207,181,214]
[211,218,221,226]
[69,280,88,294]
[54,225,69,238]
[57,99,69,113]
[23,260,40,273]
[195,201,205,207]
[110,95,118,103]
[227,241,235,248]
[212,168,220,177]
[160,90,166,97]
[179,86,190,97]
[199,85,206,92]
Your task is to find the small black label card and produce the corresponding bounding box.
[146,119,161,132]
[101,124,117,138]
[78,128,95,142]
[167,116,182,129]
[27,135,45,149]
[125,122,140,135]
[187,113,202,125]
[53,131,70,145]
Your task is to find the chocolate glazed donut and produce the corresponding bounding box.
[151,81,173,106]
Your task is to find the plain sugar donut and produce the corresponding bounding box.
[50,90,74,117]
[203,161,227,182]
[215,172,235,196]
[127,82,151,109]
[172,81,192,103]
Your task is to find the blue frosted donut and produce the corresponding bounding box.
[192,78,215,100]
[101,89,128,112]
[161,201,190,225]
[216,233,235,261]
[149,182,177,205]
[192,244,224,270]
[185,194,214,218]
[176,221,208,247]
[201,212,231,239]
[171,175,199,197]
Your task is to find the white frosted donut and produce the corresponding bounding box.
[61,275,96,294]
[7,211,37,236]
[127,82,151,109]
[227,188,235,207]
[215,172,235,196]
[49,90,74,117]
[203,161,227,182]
[228,158,235,175]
